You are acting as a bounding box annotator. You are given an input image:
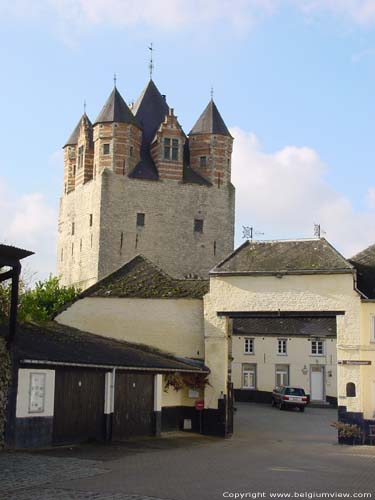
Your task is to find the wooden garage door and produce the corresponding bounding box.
[53,368,105,445]
[113,372,154,440]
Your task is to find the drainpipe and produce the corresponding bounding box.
[104,367,116,442]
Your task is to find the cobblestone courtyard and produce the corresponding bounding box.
[2,404,375,500]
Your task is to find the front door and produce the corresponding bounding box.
[310,366,324,401]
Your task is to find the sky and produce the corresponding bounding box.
[1,0,375,281]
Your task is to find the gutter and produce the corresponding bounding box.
[20,359,209,374]
[209,269,353,277]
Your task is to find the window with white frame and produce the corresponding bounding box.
[242,364,256,389]
[275,365,289,387]
[244,338,254,354]
[277,339,287,355]
[311,340,324,355]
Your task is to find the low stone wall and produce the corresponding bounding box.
[0,338,11,448]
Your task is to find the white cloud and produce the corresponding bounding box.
[0,177,57,283]
[231,126,375,258]
[296,0,375,26]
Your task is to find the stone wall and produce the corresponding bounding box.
[0,338,11,448]
[57,168,235,289]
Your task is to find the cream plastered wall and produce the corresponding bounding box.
[161,377,203,407]
[56,297,204,359]
[16,369,55,418]
[232,336,337,398]
[204,273,362,411]
[344,301,375,420]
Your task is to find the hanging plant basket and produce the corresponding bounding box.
[164,372,210,392]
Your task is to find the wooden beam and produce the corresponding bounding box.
[0,269,14,283]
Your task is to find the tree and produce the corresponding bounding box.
[0,275,79,324]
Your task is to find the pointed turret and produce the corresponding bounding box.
[189,99,231,137]
[188,99,233,186]
[94,87,138,126]
[93,87,142,176]
[63,113,93,193]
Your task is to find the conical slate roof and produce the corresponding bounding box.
[64,113,92,147]
[94,87,139,126]
[133,79,169,144]
[189,99,231,137]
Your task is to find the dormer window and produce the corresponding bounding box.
[163,138,179,161]
[103,143,110,155]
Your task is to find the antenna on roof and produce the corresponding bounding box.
[242,226,264,241]
[113,73,117,88]
[314,224,326,238]
[149,43,154,80]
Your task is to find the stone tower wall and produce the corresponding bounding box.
[98,169,235,280]
[57,168,235,288]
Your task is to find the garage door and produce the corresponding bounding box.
[53,368,105,444]
[112,372,154,440]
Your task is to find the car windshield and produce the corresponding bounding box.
[285,388,305,396]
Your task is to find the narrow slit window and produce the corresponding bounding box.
[137,213,145,227]
[194,219,203,233]
[103,143,110,155]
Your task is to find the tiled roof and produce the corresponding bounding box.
[94,87,139,127]
[3,322,207,372]
[84,255,209,299]
[64,113,92,147]
[350,244,375,299]
[212,238,353,275]
[189,99,231,137]
[233,316,336,337]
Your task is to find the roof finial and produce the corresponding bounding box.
[113,73,117,88]
[148,43,154,80]
[83,99,86,114]
[210,86,214,101]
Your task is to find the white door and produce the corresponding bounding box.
[310,366,324,401]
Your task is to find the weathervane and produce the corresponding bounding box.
[149,43,154,80]
[113,73,117,87]
[210,86,214,100]
[242,226,264,241]
[83,100,86,114]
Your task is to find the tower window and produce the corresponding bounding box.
[71,222,75,235]
[194,219,203,233]
[163,138,179,161]
[199,156,207,168]
[137,213,145,227]
[130,146,133,157]
[77,146,84,169]
[89,214,93,227]
[103,143,110,155]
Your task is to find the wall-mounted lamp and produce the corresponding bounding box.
[302,365,308,375]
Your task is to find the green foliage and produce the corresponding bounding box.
[331,421,362,439]
[164,372,211,392]
[0,274,79,324]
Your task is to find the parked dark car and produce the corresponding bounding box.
[271,386,308,412]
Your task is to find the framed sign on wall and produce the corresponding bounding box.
[28,373,46,414]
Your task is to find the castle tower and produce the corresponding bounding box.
[57,80,235,289]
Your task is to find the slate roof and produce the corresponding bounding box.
[212,239,353,275]
[349,244,375,299]
[189,99,231,137]
[233,317,336,338]
[64,113,93,147]
[82,255,209,299]
[0,244,34,267]
[94,87,139,127]
[1,322,207,372]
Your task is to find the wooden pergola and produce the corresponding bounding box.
[0,244,33,343]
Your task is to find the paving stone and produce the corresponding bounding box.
[4,489,168,500]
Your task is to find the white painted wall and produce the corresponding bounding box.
[16,369,55,418]
[56,297,204,359]
[232,335,337,398]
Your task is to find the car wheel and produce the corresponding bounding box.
[299,407,305,413]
